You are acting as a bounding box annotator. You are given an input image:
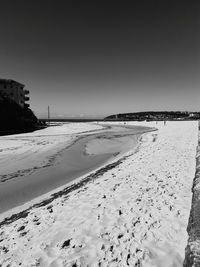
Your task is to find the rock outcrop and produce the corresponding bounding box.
[0,91,42,135]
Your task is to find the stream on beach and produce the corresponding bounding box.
[0,124,153,214]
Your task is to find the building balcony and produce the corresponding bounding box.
[24,103,30,108]
[24,96,29,101]
[24,89,29,95]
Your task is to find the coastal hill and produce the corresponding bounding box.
[105,111,200,121]
[0,90,41,135]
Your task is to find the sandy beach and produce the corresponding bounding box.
[0,123,151,214]
[0,121,198,266]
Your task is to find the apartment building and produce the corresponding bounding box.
[0,79,29,108]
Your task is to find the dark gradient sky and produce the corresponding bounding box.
[0,0,199,118]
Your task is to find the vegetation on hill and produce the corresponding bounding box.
[105,111,200,121]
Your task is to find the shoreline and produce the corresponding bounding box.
[0,124,153,219]
[0,132,142,226]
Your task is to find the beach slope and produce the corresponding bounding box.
[0,121,198,266]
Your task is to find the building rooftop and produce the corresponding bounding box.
[0,79,24,87]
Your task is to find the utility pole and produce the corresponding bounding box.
[48,105,50,125]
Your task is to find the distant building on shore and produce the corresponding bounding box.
[0,79,29,108]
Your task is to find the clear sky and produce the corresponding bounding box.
[0,0,199,118]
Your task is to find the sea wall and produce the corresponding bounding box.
[184,121,200,266]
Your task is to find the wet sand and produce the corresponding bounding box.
[0,125,152,214]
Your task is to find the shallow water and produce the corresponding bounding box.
[0,125,152,213]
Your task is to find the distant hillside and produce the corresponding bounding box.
[105,111,200,121]
[0,91,44,135]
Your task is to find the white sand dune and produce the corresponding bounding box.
[0,121,198,266]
